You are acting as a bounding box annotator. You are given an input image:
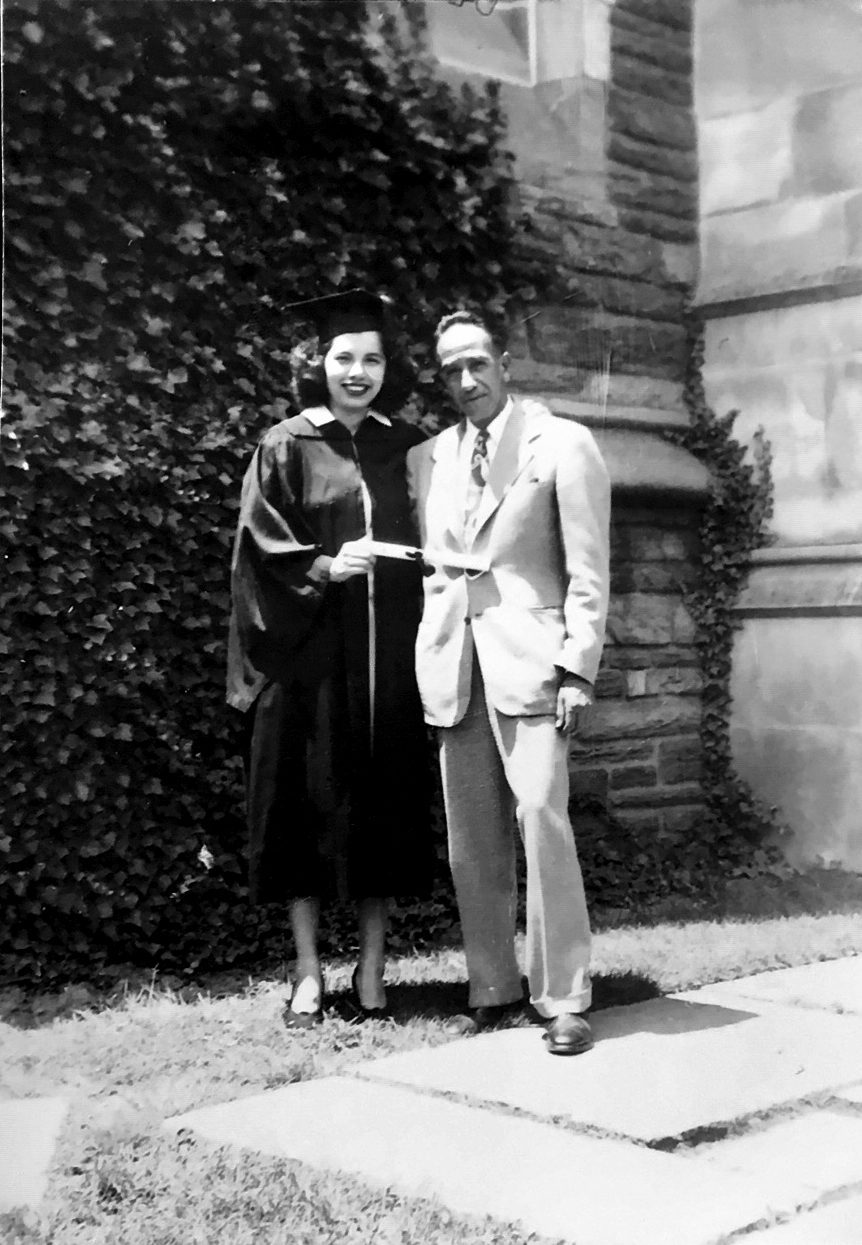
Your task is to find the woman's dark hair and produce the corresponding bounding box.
[289,328,416,415]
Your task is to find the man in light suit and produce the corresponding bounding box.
[407,310,610,1054]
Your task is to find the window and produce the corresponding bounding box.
[426,0,587,87]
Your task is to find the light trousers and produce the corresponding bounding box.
[439,656,592,1018]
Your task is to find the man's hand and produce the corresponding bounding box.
[555,674,594,734]
[329,538,376,583]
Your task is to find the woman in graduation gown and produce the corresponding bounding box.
[227,291,433,1026]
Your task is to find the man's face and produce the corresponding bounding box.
[436,322,509,426]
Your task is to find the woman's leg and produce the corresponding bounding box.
[355,897,388,1009]
[289,897,323,1013]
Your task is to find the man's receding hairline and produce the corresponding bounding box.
[436,322,499,361]
[435,308,506,353]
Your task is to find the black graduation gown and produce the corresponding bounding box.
[227,408,433,903]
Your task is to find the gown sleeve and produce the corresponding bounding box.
[230,427,333,675]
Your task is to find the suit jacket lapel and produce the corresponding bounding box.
[469,400,537,545]
[429,425,464,547]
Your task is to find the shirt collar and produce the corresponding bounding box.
[304,406,392,428]
[461,396,513,449]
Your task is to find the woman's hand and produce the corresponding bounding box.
[329,538,376,583]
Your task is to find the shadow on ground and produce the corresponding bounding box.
[326,970,662,1026]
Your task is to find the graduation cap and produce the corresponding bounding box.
[307,288,396,342]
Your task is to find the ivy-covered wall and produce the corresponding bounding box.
[1,0,537,982]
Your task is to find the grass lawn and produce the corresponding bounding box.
[2,868,862,1244]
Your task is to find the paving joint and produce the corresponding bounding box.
[346,1063,659,1149]
[719,1181,862,1245]
[652,1091,849,1151]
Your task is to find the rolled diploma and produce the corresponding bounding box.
[366,540,488,573]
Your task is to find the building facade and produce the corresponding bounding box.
[696,0,862,868]
[418,0,711,840]
[422,0,862,870]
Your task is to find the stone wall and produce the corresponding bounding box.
[695,0,862,870]
[696,0,862,546]
[571,503,705,837]
[425,0,710,840]
[507,0,699,417]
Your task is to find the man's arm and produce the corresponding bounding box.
[553,422,611,729]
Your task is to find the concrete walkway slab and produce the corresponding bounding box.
[357,998,862,1142]
[676,956,862,1014]
[688,1110,862,1208]
[165,1076,789,1245]
[743,1194,862,1243]
[0,1097,69,1211]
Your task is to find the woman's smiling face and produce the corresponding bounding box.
[323,331,386,414]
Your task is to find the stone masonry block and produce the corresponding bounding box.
[602,644,700,671]
[612,51,692,108]
[672,603,696,643]
[609,317,690,373]
[565,272,687,323]
[700,100,795,216]
[608,131,698,184]
[569,767,610,799]
[796,83,862,198]
[844,202,862,272]
[610,8,692,76]
[658,737,703,784]
[526,305,592,367]
[560,220,667,284]
[702,292,862,371]
[626,669,648,697]
[582,696,702,741]
[611,562,698,593]
[606,593,679,645]
[698,192,857,304]
[610,764,659,790]
[618,206,698,245]
[612,806,663,834]
[609,167,698,224]
[536,192,619,230]
[564,272,686,323]
[616,506,702,531]
[696,0,862,122]
[570,737,656,764]
[560,326,681,382]
[645,667,703,696]
[612,526,698,562]
[609,88,696,153]
[662,803,707,833]
[612,1,693,43]
[613,0,692,34]
[660,241,698,286]
[594,667,627,698]
[609,782,703,809]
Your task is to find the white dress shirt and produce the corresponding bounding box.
[458,396,513,513]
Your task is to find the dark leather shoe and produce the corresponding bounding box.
[282,1002,323,1030]
[444,1000,524,1036]
[543,1012,593,1056]
[349,967,390,1019]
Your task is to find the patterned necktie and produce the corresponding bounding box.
[463,426,489,537]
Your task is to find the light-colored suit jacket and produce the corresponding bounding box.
[406,399,611,727]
